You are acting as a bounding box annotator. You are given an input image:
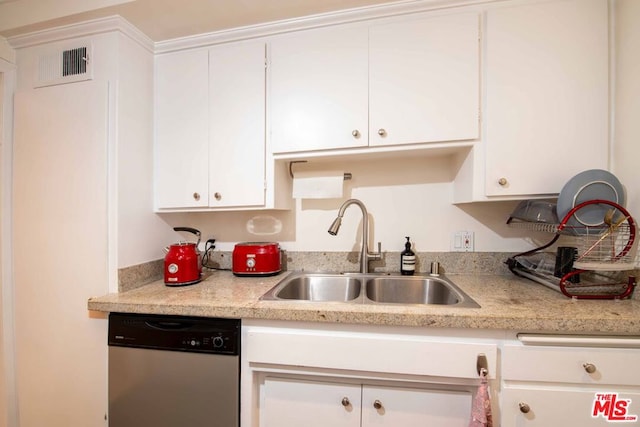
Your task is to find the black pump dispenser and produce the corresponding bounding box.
[400,236,415,275]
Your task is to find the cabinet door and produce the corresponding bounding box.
[261,377,360,427]
[484,0,608,197]
[14,81,109,426]
[269,25,369,153]
[369,12,480,146]
[362,384,472,427]
[209,42,266,207]
[502,386,640,426]
[155,49,209,208]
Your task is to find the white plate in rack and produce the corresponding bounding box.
[556,169,625,234]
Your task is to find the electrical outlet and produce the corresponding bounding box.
[451,231,474,252]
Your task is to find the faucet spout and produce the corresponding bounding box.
[327,199,381,273]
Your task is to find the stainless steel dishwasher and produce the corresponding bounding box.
[108,313,240,427]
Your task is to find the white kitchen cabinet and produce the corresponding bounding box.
[361,384,471,426]
[243,321,498,427]
[155,42,280,210]
[269,11,479,154]
[155,48,210,208]
[368,12,479,147]
[261,377,360,427]
[209,42,266,207]
[261,377,471,427]
[501,338,640,426]
[502,387,640,425]
[481,0,608,198]
[268,25,369,153]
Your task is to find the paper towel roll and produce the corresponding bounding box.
[292,170,344,199]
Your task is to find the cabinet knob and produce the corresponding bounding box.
[377,128,387,137]
[373,400,383,410]
[352,130,361,138]
[193,192,201,201]
[498,178,508,186]
[583,363,597,374]
[214,192,222,201]
[518,402,531,414]
[341,397,350,407]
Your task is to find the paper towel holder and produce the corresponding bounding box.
[288,160,352,180]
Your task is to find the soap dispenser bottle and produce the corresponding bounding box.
[400,237,415,276]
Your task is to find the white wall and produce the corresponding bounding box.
[613,0,640,218]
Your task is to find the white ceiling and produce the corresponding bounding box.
[0,0,404,42]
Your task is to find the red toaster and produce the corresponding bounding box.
[232,242,281,276]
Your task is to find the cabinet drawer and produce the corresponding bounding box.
[503,344,640,386]
[248,329,497,379]
[502,386,640,426]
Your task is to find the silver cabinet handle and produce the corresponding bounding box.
[193,192,201,201]
[498,178,508,186]
[583,363,597,374]
[373,400,383,410]
[214,192,222,201]
[341,397,350,407]
[377,129,387,137]
[352,130,361,138]
[519,402,531,413]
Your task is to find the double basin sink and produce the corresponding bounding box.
[260,272,480,308]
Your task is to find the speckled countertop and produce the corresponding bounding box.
[87,270,640,335]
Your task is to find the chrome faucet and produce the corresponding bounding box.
[328,199,381,273]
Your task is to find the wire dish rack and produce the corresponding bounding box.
[507,199,637,299]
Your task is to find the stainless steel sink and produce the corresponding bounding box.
[260,272,479,307]
[365,276,479,307]
[260,273,362,302]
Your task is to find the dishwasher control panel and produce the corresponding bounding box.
[108,312,240,355]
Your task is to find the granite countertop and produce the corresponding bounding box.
[87,270,640,335]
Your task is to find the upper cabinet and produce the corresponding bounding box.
[155,42,289,211]
[155,48,210,209]
[152,0,611,207]
[269,11,480,155]
[368,12,479,147]
[268,25,369,153]
[455,0,608,201]
[208,42,266,208]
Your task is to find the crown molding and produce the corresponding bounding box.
[6,15,154,52]
[154,0,496,54]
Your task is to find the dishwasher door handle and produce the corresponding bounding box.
[145,320,194,331]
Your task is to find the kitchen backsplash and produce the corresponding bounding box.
[119,251,516,292]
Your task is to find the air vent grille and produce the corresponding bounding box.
[35,44,92,88]
[62,47,87,77]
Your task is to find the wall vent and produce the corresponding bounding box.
[35,44,93,88]
[62,47,88,76]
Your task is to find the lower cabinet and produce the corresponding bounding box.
[502,387,640,426]
[244,321,640,427]
[243,321,498,427]
[261,377,471,427]
[262,378,360,427]
[501,339,640,426]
